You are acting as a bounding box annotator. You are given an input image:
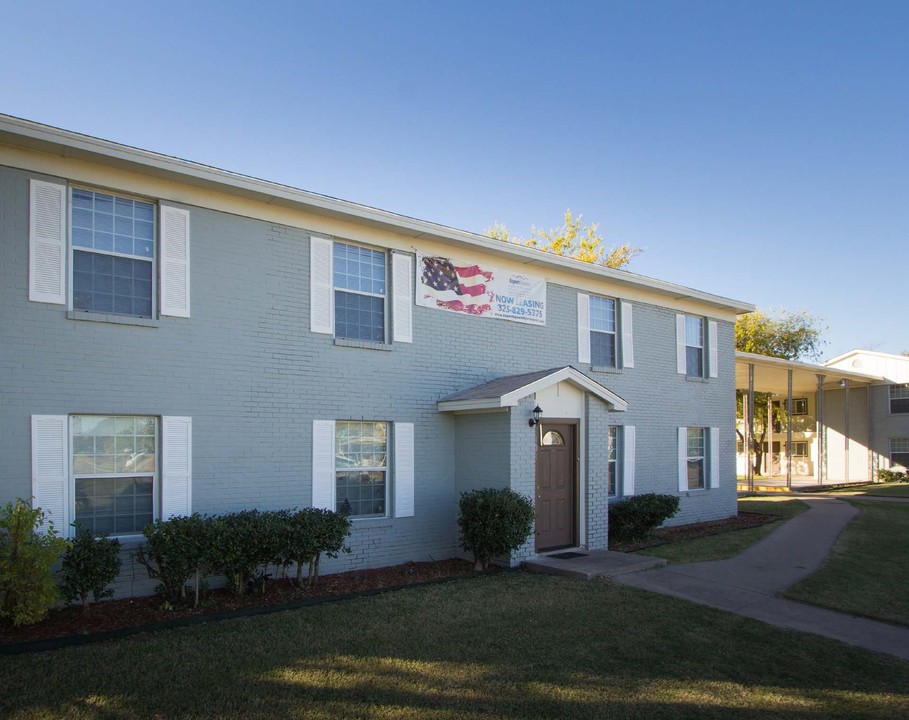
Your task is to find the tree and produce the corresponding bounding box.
[485,209,642,269]
[735,309,826,362]
[735,309,827,476]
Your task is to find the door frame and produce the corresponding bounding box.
[534,419,580,552]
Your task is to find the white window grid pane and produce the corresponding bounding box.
[589,296,616,332]
[891,438,909,453]
[685,316,704,347]
[891,385,909,400]
[607,426,618,461]
[687,427,705,458]
[73,415,157,477]
[335,421,388,470]
[333,242,386,296]
[71,188,155,260]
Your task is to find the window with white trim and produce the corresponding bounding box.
[890,385,909,414]
[72,415,156,535]
[789,441,808,457]
[590,296,617,367]
[335,421,388,517]
[891,438,909,470]
[685,317,704,377]
[333,242,386,342]
[792,398,809,415]
[607,425,619,496]
[686,427,706,489]
[71,189,156,318]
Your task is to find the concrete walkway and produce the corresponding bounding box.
[615,497,909,661]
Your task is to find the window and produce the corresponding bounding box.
[590,296,616,367]
[335,421,388,518]
[685,316,704,377]
[71,189,155,318]
[686,427,706,489]
[891,438,909,470]
[792,398,809,415]
[789,441,808,457]
[72,415,156,535]
[541,430,564,446]
[607,425,619,496]
[333,242,386,342]
[890,385,909,414]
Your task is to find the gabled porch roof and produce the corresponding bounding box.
[437,366,628,413]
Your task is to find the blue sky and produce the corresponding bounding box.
[2,1,906,358]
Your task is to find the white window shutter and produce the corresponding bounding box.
[676,314,687,374]
[577,294,591,364]
[394,422,415,518]
[310,236,333,334]
[312,420,335,510]
[162,417,192,519]
[622,425,635,496]
[31,415,69,534]
[160,205,191,318]
[678,427,688,492]
[29,180,67,305]
[708,321,719,378]
[392,253,413,343]
[709,427,720,488]
[620,301,634,368]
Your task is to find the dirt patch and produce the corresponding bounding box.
[0,558,476,647]
[610,511,779,552]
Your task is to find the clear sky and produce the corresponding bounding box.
[2,1,906,359]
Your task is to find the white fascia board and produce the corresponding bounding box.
[736,352,883,385]
[0,114,755,315]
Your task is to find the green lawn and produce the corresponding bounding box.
[817,482,909,498]
[784,499,909,625]
[1,573,906,720]
[637,498,809,564]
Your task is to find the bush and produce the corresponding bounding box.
[209,510,287,595]
[878,469,909,483]
[458,488,534,571]
[136,514,214,607]
[0,500,66,626]
[608,493,680,543]
[59,524,122,610]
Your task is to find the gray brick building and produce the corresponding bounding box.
[0,116,754,596]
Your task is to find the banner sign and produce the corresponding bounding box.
[416,253,546,326]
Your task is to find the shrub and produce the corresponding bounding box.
[877,469,909,483]
[59,524,122,610]
[0,500,66,626]
[136,514,214,607]
[458,488,534,571]
[209,510,286,595]
[608,493,680,543]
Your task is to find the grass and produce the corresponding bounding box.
[783,499,909,625]
[812,482,909,498]
[636,497,809,564]
[1,572,907,719]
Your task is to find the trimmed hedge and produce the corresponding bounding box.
[60,524,122,610]
[877,469,909,483]
[608,493,680,543]
[458,488,534,571]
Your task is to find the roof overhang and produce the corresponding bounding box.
[0,114,754,315]
[735,352,883,394]
[438,366,628,413]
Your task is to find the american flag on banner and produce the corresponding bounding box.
[420,256,495,315]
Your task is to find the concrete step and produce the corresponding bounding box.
[523,550,667,581]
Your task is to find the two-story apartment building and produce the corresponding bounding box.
[0,116,754,596]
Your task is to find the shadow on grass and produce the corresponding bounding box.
[1,573,906,719]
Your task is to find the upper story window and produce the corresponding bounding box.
[332,242,386,342]
[71,189,156,318]
[685,317,704,377]
[589,296,617,367]
[890,385,909,414]
[28,179,190,319]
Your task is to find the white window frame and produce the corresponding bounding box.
[334,420,389,519]
[890,438,909,470]
[790,441,809,457]
[589,296,617,368]
[792,398,809,416]
[607,425,619,496]
[889,385,909,415]
[332,241,388,343]
[70,414,159,538]
[68,186,158,319]
[685,316,705,378]
[687,427,706,489]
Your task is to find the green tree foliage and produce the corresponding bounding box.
[458,488,534,571]
[0,500,66,626]
[735,309,827,475]
[60,524,122,610]
[486,209,643,269]
[735,309,826,362]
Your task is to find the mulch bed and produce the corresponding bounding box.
[609,511,779,552]
[0,558,476,648]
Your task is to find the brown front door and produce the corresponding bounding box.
[535,421,577,551]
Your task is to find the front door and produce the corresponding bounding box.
[535,421,577,551]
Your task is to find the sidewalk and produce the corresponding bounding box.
[615,496,909,661]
